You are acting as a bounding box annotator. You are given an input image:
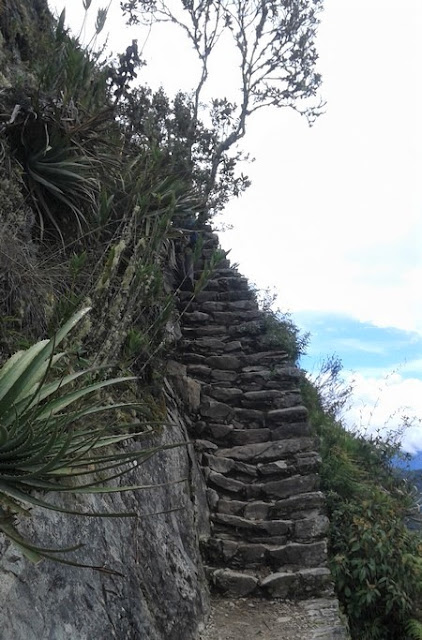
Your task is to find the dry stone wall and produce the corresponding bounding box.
[173,227,349,638]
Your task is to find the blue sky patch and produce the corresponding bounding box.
[293,311,422,378]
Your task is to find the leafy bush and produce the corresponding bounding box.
[302,368,422,640]
[254,288,309,363]
[0,308,164,567]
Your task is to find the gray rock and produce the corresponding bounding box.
[216,439,316,462]
[233,407,265,426]
[182,353,207,365]
[183,311,210,323]
[186,364,212,379]
[0,399,209,640]
[224,341,243,352]
[272,492,326,519]
[225,300,257,310]
[212,514,260,531]
[263,474,320,499]
[200,397,233,420]
[241,366,270,373]
[201,302,226,312]
[206,355,242,370]
[194,291,220,302]
[269,541,327,568]
[211,370,238,382]
[257,460,289,475]
[203,538,238,563]
[211,569,258,597]
[205,386,243,402]
[167,360,187,377]
[232,460,258,477]
[208,471,246,494]
[261,520,292,536]
[294,515,330,541]
[206,488,220,510]
[190,325,227,337]
[194,337,226,351]
[244,502,270,520]
[267,406,309,423]
[236,543,268,566]
[243,390,283,402]
[231,429,271,445]
[194,439,219,452]
[204,454,235,474]
[271,421,312,440]
[216,500,245,516]
[244,351,289,366]
[211,312,239,324]
[260,571,299,598]
[207,423,234,439]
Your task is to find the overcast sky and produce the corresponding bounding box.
[48,0,422,453]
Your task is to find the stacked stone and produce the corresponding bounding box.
[175,229,334,601]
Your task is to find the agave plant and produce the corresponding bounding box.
[407,619,422,640]
[0,308,168,567]
[26,141,98,238]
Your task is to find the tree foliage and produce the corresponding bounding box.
[121,0,324,213]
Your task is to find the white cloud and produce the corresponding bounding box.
[218,0,422,335]
[343,371,422,454]
[49,0,422,334]
[335,338,386,355]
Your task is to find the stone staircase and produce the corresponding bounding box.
[175,228,336,602]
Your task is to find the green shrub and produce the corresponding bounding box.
[330,493,422,639]
[0,308,166,568]
[303,369,422,639]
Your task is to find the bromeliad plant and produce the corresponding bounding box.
[0,308,167,568]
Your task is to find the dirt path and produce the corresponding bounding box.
[198,595,347,640]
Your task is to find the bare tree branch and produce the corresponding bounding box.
[121,0,324,215]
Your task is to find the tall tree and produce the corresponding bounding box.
[121,0,324,214]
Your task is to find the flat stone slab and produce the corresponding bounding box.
[206,355,242,370]
[200,397,233,419]
[267,406,309,422]
[216,438,316,462]
[210,569,258,596]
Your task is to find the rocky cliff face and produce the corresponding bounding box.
[0,388,209,640]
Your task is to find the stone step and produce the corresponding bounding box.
[242,351,290,366]
[205,566,333,599]
[205,566,259,597]
[209,512,328,544]
[182,310,211,324]
[203,450,320,478]
[202,537,327,571]
[215,438,318,463]
[260,567,333,599]
[212,386,305,406]
[197,407,310,438]
[209,310,261,324]
[182,325,227,338]
[178,293,257,310]
[215,493,326,521]
[218,473,318,501]
[201,276,250,292]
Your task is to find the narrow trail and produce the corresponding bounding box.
[199,596,348,640]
